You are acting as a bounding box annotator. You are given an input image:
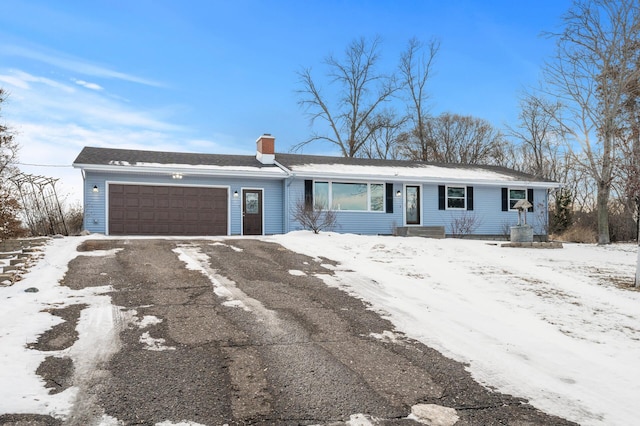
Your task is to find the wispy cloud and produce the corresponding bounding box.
[0,69,179,132]
[1,44,164,87]
[74,79,103,91]
[0,68,186,202]
[0,69,74,92]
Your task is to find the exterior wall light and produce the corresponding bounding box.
[233,190,239,198]
[93,185,99,193]
[396,190,402,197]
[172,172,183,180]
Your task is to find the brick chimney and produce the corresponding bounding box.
[256,134,275,164]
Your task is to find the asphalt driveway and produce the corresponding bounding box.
[2,238,575,425]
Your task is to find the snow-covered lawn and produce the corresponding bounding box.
[1,233,639,425]
[271,232,640,426]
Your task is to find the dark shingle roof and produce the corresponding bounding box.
[275,153,553,183]
[73,146,555,183]
[73,146,275,169]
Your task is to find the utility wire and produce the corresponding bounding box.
[17,162,71,168]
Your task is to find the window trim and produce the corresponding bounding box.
[312,180,386,213]
[445,185,467,210]
[508,188,527,211]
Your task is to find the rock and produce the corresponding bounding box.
[24,287,39,293]
[410,404,459,426]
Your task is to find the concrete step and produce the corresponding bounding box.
[2,265,21,273]
[0,272,16,284]
[396,226,446,239]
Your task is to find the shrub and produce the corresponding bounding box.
[292,198,337,234]
[0,189,26,239]
[64,203,84,235]
[449,212,482,238]
[549,189,573,234]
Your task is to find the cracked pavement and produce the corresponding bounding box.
[3,238,576,425]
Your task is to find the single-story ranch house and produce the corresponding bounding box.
[73,134,561,238]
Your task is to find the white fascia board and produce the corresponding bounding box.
[290,171,561,189]
[73,163,288,179]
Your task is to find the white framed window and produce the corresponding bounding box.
[446,186,466,209]
[313,181,385,212]
[509,188,527,211]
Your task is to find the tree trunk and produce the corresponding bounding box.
[597,180,610,245]
[636,245,640,287]
[636,199,640,287]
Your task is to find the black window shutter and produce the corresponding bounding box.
[438,185,446,210]
[467,186,474,211]
[527,188,534,212]
[385,183,394,213]
[304,180,313,210]
[502,187,508,211]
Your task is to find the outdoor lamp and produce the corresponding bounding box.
[233,190,239,198]
[93,185,99,193]
[396,190,401,197]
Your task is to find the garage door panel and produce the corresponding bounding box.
[140,211,155,220]
[139,197,155,208]
[185,199,199,209]
[184,211,198,221]
[109,184,228,235]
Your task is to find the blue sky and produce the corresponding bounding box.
[0,0,571,201]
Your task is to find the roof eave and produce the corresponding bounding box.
[72,163,287,179]
[289,170,561,188]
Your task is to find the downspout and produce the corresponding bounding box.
[273,159,293,234]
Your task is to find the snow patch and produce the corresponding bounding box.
[345,413,377,425]
[139,331,176,351]
[369,330,402,343]
[288,269,306,276]
[210,242,243,252]
[0,236,122,418]
[135,315,163,328]
[173,245,250,311]
[273,231,640,426]
[99,414,124,425]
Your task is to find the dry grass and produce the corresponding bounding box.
[551,225,598,244]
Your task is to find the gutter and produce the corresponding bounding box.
[288,171,562,189]
[72,163,288,180]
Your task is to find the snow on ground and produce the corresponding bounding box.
[271,231,640,426]
[2,233,639,425]
[0,235,121,417]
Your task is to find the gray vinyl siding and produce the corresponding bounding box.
[83,170,549,237]
[286,179,404,235]
[82,171,284,235]
[422,184,548,236]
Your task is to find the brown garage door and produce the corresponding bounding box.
[109,184,228,235]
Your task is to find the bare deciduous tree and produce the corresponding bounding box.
[398,37,440,161]
[401,113,507,165]
[0,88,18,178]
[295,36,400,157]
[359,109,407,159]
[506,93,569,181]
[543,0,640,244]
[0,88,23,239]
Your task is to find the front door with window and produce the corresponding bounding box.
[242,189,263,235]
[405,185,421,225]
